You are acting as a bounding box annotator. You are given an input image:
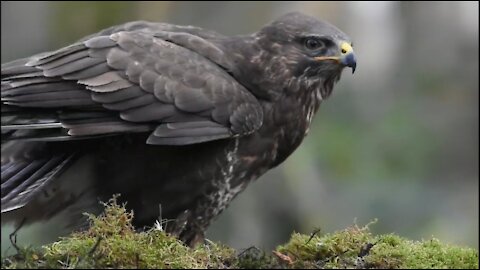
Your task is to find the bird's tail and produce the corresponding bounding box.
[1,140,101,231]
[1,147,77,214]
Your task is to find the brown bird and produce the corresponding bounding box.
[1,12,356,246]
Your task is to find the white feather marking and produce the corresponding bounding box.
[210,138,245,217]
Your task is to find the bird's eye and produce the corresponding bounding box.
[304,38,324,50]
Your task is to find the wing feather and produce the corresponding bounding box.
[2,23,263,145]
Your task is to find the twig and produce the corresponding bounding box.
[74,236,102,268]
[358,242,376,258]
[9,218,26,254]
[272,250,294,265]
[306,228,321,245]
[158,203,162,223]
[320,250,348,265]
[88,236,102,257]
[237,246,262,258]
[135,253,140,269]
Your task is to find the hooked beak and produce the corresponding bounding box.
[339,41,356,74]
[314,41,357,74]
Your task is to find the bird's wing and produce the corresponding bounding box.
[1,29,263,145]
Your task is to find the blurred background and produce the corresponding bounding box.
[1,1,478,253]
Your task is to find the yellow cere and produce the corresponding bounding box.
[340,42,353,54]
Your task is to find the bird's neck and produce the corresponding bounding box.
[220,35,285,101]
[241,76,330,169]
[219,35,339,166]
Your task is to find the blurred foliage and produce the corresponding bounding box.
[51,1,137,45]
[312,96,438,183]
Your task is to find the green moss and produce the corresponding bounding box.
[235,247,278,269]
[367,234,479,269]
[2,200,478,269]
[276,222,478,269]
[1,197,235,269]
[276,222,378,268]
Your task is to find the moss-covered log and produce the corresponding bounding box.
[2,198,477,269]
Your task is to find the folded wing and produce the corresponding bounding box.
[1,27,263,145]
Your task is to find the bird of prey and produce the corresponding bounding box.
[1,12,356,246]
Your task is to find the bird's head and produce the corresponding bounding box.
[252,12,356,100]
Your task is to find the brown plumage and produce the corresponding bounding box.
[1,12,356,246]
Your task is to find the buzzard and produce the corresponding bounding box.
[1,12,356,246]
